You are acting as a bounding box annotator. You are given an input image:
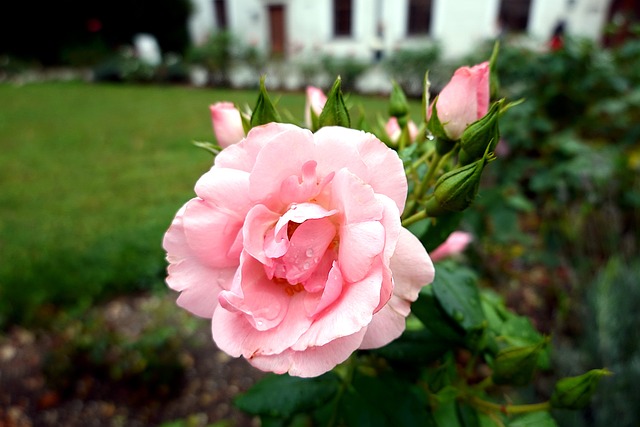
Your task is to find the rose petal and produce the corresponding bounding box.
[248,328,366,378]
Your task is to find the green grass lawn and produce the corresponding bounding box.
[0,81,419,327]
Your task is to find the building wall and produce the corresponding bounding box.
[188,0,614,61]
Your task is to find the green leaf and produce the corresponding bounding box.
[414,286,466,343]
[418,212,465,252]
[234,372,340,418]
[250,76,281,127]
[318,76,350,128]
[340,370,435,427]
[456,402,480,427]
[550,368,613,410]
[431,262,486,332]
[373,328,450,364]
[432,386,462,427]
[508,411,558,427]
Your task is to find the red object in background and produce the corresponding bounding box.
[87,18,102,33]
[549,35,564,51]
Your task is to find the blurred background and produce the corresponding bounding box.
[1,0,639,426]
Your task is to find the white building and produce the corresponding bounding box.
[188,0,614,61]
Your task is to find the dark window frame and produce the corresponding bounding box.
[333,0,353,37]
[407,0,432,36]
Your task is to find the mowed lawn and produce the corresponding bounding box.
[0,81,415,327]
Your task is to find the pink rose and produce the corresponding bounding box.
[304,86,327,129]
[209,102,246,148]
[163,123,434,377]
[385,117,420,145]
[428,62,490,140]
[429,231,473,262]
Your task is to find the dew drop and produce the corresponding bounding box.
[290,203,297,210]
[305,248,314,258]
[303,262,310,270]
[426,131,435,141]
[313,257,319,263]
[256,320,264,327]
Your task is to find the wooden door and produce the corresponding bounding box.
[268,5,286,56]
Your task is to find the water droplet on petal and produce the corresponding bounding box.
[303,262,310,270]
[256,320,264,327]
[313,257,319,263]
[290,203,297,210]
[305,248,314,258]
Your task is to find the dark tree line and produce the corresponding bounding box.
[0,0,192,65]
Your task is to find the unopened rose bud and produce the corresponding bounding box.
[492,339,547,386]
[551,369,613,410]
[459,100,503,165]
[305,86,327,131]
[250,76,282,127]
[425,150,496,217]
[427,62,490,141]
[389,80,410,119]
[318,76,350,128]
[209,102,246,148]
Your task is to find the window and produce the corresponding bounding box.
[333,0,352,37]
[214,0,228,29]
[499,0,531,32]
[407,0,432,35]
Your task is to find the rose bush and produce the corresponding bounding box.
[209,102,245,148]
[163,123,434,377]
[428,62,490,140]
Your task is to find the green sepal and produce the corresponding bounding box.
[427,99,451,143]
[250,76,282,128]
[550,368,613,410]
[488,40,500,99]
[422,71,431,125]
[459,100,503,164]
[318,76,350,128]
[389,80,410,118]
[192,140,222,156]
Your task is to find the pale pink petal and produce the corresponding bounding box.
[354,135,408,213]
[212,290,312,358]
[171,262,236,318]
[329,168,383,224]
[242,204,281,264]
[284,218,336,284]
[338,221,385,283]
[313,127,370,181]
[249,127,316,204]
[291,262,383,350]
[308,262,343,317]
[472,62,490,119]
[249,328,367,378]
[162,203,191,263]
[180,198,243,268]
[218,254,289,330]
[358,295,408,349]
[390,228,435,303]
[215,123,301,172]
[194,168,251,214]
